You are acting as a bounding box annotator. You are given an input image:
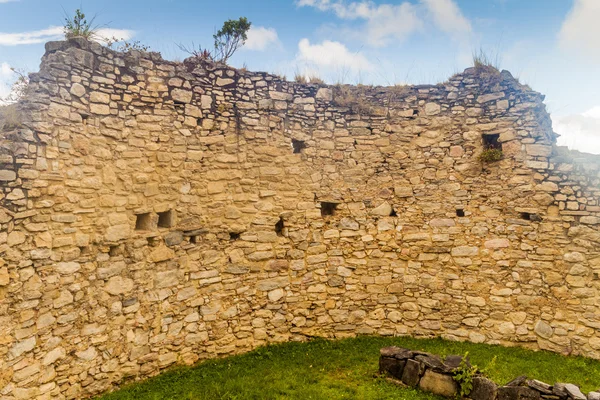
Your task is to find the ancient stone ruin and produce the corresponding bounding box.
[0,37,599,399]
[379,346,599,400]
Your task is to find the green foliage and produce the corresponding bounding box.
[213,17,251,63]
[63,8,98,40]
[97,336,600,400]
[452,352,479,397]
[106,37,150,52]
[479,148,504,162]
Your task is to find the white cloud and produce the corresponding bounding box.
[297,0,423,47]
[0,26,134,46]
[554,106,600,155]
[0,0,19,3]
[558,0,600,60]
[296,38,374,76]
[244,26,279,51]
[297,0,470,46]
[0,26,63,46]
[421,0,471,35]
[95,28,135,43]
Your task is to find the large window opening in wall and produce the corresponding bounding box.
[158,210,174,228]
[135,213,154,231]
[321,202,338,217]
[456,209,465,217]
[483,133,501,150]
[292,139,307,154]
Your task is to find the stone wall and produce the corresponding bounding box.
[0,37,599,399]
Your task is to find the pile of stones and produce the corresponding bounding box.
[379,347,600,400]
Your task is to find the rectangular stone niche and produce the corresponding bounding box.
[158,210,175,228]
[135,213,154,231]
[321,202,338,217]
[483,133,501,150]
[292,139,307,154]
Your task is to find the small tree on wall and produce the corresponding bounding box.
[213,17,252,64]
[177,17,251,64]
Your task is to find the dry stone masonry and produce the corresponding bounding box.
[379,346,600,400]
[0,37,599,399]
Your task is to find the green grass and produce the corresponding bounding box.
[98,336,600,400]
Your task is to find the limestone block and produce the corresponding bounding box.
[379,356,406,380]
[10,336,36,358]
[424,102,441,115]
[7,231,26,246]
[498,386,541,400]
[0,266,8,286]
[526,144,552,157]
[70,83,86,97]
[534,320,553,339]
[55,262,81,275]
[430,218,455,227]
[316,88,333,101]
[470,377,498,400]
[0,169,16,181]
[171,88,193,103]
[477,92,505,103]
[484,238,509,249]
[90,91,110,104]
[149,246,176,263]
[564,384,586,400]
[451,246,479,257]
[419,370,458,397]
[104,276,134,295]
[401,359,423,387]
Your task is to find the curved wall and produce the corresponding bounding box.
[0,38,599,399]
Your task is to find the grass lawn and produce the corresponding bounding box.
[98,336,600,400]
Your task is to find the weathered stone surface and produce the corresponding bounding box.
[379,356,406,380]
[587,391,600,400]
[0,169,16,181]
[104,276,134,295]
[564,384,586,400]
[3,38,600,400]
[498,386,541,400]
[471,377,498,400]
[171,89,192,103]
[419,370,458,397]
[0,266,9,286]
[371,202,393,216]
[527,380,552,394]
[401,359,423,387]
[534,320,553,339]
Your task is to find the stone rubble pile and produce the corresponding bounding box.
[380,346,600,400]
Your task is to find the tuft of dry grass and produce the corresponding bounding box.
[308,75,325,85]
[332,85,372,114]
[472,48,501,73]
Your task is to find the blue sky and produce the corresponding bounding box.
[1,0,599,153]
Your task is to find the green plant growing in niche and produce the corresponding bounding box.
[452,352,479,398]
[213,17,251,64]
[479,148,503,162]
[63,8,99,40]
